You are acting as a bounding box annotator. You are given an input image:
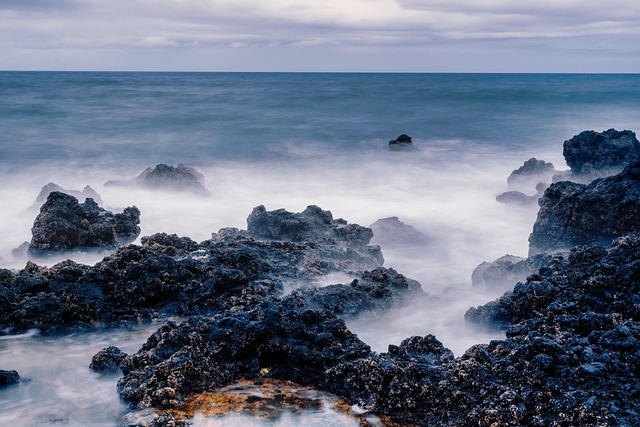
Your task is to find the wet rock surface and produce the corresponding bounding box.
[528,161,640,255]
[28,191,140,256]
[105,163,210,196]
[563,128,640,179]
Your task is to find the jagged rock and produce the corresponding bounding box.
[0,205,405,335]
[105,163,210,196]
[0,370,19,387]
[506,158,557,191]
[28,192,140,256]
[90,346,128,373]
[471,254,552,291]
[117,299,372,409]
[563,128,640,179]
[369,217,427,248]
[388,134,414,151]
[528,161,640,255]
[30,182,103,209]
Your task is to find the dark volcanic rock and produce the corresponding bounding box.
[0,370,19,387]
[90,346,128,373]
[506,158,557,190]
[563,128,640,178]
[388,134,414,151]
[30,182,103,209]
[28,192,140,256]
[105,163,210,196]
[528,161,640,255]
[369,216,427,248]
[117,299,372,409]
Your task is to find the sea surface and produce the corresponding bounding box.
[0,72,639,426]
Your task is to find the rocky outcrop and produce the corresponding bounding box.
[30,182,102,209]
[90,346,128,373]
[528,161,640,255]
[105,163,210,196]
[0,206,406,335]
[497,158,556,207]
[369,216,427,248]
[563,129,640,179]
[388,134,414,151]
[28,192,140,256]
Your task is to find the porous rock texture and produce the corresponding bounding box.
[28,191,140,256]
[528,160,640,255]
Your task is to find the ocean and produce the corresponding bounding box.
[1,72,639,426]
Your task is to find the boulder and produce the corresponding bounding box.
[506,158,557,192]
[471,253,551,291]
[369,217,427,248]
[563,128,640,179]
[105,163,210,196]
[90,346,129,373]
[28,192,140,256]
[388,134,414,151]
[528,161,640,255]
[30,182,102,210]
[0,370,19,387]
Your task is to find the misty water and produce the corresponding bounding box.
[1,72,639,426]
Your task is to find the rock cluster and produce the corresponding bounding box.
[497,158,556,207]
[28,192,140,256]
[105,163,210,196]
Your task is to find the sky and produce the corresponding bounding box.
[1,0,639,72]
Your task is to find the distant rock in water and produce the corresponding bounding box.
[388,134,414,151]
[105,163,210,196]
[28,192,140,256]
[497,158,557,207]
[30,182,102,210]
[495,190,538,206]
[0,370,19,387]
[563,128,640,180]
[369,217,427,248]
[528,160,640,255]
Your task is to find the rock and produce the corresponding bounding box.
[105,163,210,196]
[11,241,30,258]
[495,190,537,206]
[388,134,414,151]
[117,300,372,409]
[28,192,141,256]
[563,128,640,179]
[369,217,427,248]
[90,346,128,373]
[30,182,103,210]
[528,161,640,255]
[506,158,557,192]
[0,370,19,387]
[471,254,552,291]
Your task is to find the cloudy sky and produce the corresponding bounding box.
[1,0,639,72]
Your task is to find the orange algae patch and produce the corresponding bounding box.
[164,379,413,426]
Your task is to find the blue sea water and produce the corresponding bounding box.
[1,72,639,170]
[1,72,640,426]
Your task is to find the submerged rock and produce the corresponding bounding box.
[369,217,427,248]
[105,163,210,196]
[528,160,640,255]
[388,134,414,151]
[28,192,140,256]
[563,128,640,179]
[30,182,103,210]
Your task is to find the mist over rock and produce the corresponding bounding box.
[528,161,640,255]
[369,216,427,248]
[105,163,210,196]
[497,158,556,207]
[388,134,414,151]
[563,128,640,179]
[30,182,103,210]
[28,192,140,256]
[471,253,551,291]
